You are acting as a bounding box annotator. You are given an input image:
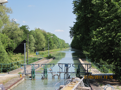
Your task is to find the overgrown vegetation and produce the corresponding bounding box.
[70,0,121,80]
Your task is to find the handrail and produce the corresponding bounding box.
[54,79,71,90]
[0,57,42,73]
[72,77,84,90]
[104,84,115,90]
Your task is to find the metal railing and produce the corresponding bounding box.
[0,56,42,73]
[54,79,72,90]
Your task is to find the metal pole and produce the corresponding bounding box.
[48,38,49,56]
[58,40,59,49]
[14,40,15,50]
[24,43,26,74]
[27,33,29,64]
[24,43,26,64]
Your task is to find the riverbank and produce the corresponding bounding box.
[79,58,121,90]
[10,48,68,62]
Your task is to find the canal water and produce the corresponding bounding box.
[13,48,84,90]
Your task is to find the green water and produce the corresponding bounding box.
[13,48,84,90]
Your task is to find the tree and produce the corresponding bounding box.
[0,40,10,63]
[2,19,23,48]
[33,28,46,51]
[89,0,121,79]
[0,33,14,52]
[41,30,48,50]
[0,20,3,32]
[29,35,35,52]
[70,0,93,51]
[0,20,3,28]
[70,0,121,80]
[0,5,12,29]
[20,25,29,40]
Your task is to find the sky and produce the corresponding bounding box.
[6,0,76,44]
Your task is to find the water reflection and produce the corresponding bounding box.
[50,52,66,64]
[71,49,86,75]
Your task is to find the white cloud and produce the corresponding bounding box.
[28,5,35,7]
[23,21,26,23]
[55,29,64,32]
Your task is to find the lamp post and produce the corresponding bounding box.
[48,36,53,56]
[24,43,26,75]
[27,33,29,64]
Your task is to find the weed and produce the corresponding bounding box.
[18,72,22,74]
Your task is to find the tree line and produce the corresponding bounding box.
[70,0,121,80]
[0,5,69,64]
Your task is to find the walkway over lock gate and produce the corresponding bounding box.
[34,63,115,79]
[40,63,92,79]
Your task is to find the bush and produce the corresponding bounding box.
[46,54,53,59]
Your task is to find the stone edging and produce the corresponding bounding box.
[5,77,25,90]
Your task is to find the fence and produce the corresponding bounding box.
[0,56,42,73]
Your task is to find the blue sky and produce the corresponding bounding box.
[6,0,76,44]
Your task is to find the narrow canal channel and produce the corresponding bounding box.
[13,48,84,90]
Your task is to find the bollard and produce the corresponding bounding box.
[20,74,22,78]
[76,65,80,78]
[31,66,35,80]
[44,65,48,79]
